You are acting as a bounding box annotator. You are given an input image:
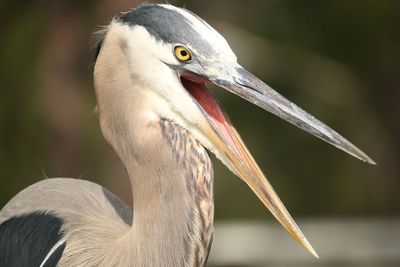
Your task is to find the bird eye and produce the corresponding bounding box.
[174,46,191,62]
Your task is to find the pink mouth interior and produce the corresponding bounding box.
[181,76,226,125]
[180,76,246,161]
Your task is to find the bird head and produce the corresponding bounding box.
[93,4,374,257]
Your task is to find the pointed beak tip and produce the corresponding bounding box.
[312,251,320,259]
[366,155,377,165]
[306,243,320,259]
[356,152,376,165]
[296,232,319,259]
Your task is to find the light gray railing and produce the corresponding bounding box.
[208,218,400,267]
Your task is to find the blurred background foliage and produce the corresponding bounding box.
[0,0,399,224]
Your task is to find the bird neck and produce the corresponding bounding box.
[94,32,214,265]
[125,118,214,266]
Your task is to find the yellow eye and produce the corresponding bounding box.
[174,46,191,61]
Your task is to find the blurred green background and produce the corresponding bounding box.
[0,0,399,266]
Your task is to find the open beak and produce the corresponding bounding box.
[180,63,374,258]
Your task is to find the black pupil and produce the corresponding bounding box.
[180,50,188,57]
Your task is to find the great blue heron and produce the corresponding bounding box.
[0,4,374,267]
